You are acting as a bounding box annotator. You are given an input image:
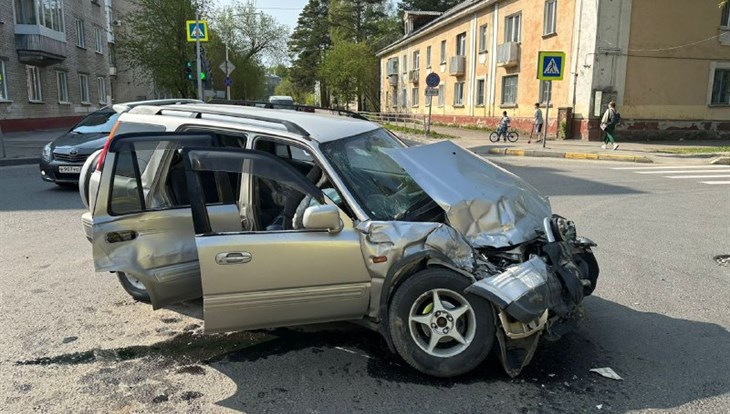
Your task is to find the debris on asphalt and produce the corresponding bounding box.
[590,367,623,381]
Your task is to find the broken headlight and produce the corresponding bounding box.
[551,215,576,242]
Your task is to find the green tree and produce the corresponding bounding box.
[398,0,461,13]
[204,30,266,100]
[319,41,378,110]
[289,0,332,106]
[116,0,206,97]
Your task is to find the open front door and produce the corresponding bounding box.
[91,132,243,309]
[183,148,371,333]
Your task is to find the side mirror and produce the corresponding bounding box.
[303,204,343,233]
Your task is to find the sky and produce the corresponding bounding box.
[216,0,310,31]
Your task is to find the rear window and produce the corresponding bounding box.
[72,110,120,134]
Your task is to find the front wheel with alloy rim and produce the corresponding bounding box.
[388,268,495,377]
[116,272,151,303]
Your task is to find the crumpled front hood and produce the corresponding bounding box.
[385,141,552,248]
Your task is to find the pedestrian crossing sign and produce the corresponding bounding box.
[537,51,565,81]
[186,20,208,42]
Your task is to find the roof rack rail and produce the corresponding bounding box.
[154,105,311,137]
[208,99,369,121]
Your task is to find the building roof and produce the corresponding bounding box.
[378,0,493,57]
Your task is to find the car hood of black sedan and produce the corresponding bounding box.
[51,132,109,152]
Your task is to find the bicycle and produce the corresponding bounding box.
[489,127,519,143]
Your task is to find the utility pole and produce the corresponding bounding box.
[195,13,203,100]
[225,44,231,100]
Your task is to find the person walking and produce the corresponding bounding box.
[600,101,620,150]
[529,103,543,144]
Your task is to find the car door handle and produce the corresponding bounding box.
[215,252,252,265]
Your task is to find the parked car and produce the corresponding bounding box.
[80,103,599,378]
[39,99,201,186]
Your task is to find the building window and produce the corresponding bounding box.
[79,74,90,103]
[711,69,730,105]
[401,88,407,107]
[97,77,107,104]
[76,19,86,48]
[440,40,446,64]
[15,0,64,32]
[402,54,408,73]
[109,43,117,66]
[413,50,420,70]
[56,71,69,103]
[722,3,730,27]
[26,65,42,102]
[544,1,557,35]
[392,90,398,107]
[95,27,104,54]
[502,75,518,105]
[476,79,486,106]
[438,83,445,107]
[411,87,419,107]
[539,80,552,104]
[505,13,521,43]
[479,24,488,52]
[456,32,467,56]
[426,46,431,68]
[454,82,464,106]
[0,61,8,100]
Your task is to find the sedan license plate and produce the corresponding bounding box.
[58,166,82,174]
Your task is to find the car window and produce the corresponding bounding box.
[72,110,120,134]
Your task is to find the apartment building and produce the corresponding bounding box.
[0,0,156,132]
[378,0,730,140]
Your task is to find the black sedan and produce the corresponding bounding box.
[39,99,202,186]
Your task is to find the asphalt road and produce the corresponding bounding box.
[1,157,728,414]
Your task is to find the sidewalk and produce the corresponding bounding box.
[0,129,65,167]
[1,125,729,167]
[410,125,730,165]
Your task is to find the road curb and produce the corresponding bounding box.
[485,148,653,163]
[0,157,39,167]
[710,156,730,165]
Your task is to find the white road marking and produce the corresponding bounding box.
[612,165,730,170]
[635,169,730,174]
[700,181,730,185]
[666,175,730,179]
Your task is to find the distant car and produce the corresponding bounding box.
[39,99,201,186]
[268,95,294,108]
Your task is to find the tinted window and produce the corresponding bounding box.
[72,110,120,134]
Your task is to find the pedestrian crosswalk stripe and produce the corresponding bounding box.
[666,175,730,179]
[611,165,729,170]
[635,169,730,174]
[701,181,730,185]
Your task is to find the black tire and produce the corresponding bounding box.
[387,268,495,377]
[507,131,519,142]
[489,132,500,143]
[573,250,600,296]
[116,272,151,303]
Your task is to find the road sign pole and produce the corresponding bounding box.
[225,44,231,100]
[543,81,551,148]
[427,96,433,136]
[195,13,203,101]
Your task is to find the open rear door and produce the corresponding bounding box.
[91,132,243,308]
[183,148,371,333]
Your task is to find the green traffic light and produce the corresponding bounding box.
[200,72,206,80]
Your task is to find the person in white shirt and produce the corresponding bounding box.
[529,103,544,144]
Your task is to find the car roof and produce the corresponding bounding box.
[128,103,381,143]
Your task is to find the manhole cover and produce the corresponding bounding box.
[714,255,730,267]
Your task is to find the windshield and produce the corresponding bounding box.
[72,110,120,134]
[320,128,441,221]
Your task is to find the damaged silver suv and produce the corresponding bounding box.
[81,103,599,377]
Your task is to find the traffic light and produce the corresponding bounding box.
[184,61,194,81]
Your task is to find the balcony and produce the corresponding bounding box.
[15,34,67,66]
[409,69,420,83]
[449,55,466,76]
[386,61,399,76]
[497,42,520,67]
[109,66,117,76]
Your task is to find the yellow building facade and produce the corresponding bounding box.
[378,0,730,140]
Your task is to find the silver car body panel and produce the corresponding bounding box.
[384,141,552,248]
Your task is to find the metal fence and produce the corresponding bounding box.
[358,112,428,134]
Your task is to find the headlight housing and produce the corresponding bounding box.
[42,143,52,161]
[551,215,577,242]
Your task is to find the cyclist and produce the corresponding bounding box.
[497,111,511,141]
